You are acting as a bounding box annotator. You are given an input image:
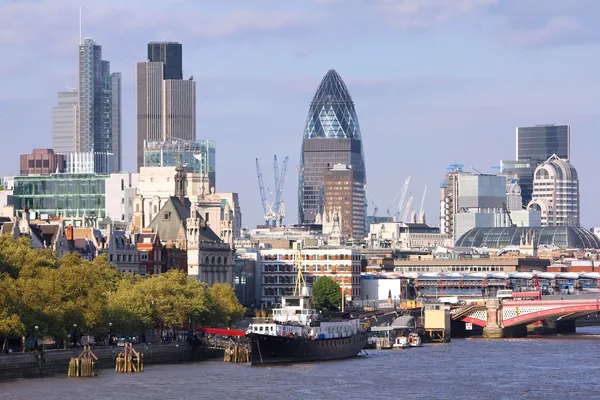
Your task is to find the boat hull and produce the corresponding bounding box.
[247,333,368,365]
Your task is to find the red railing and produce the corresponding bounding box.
[195,327,246,337]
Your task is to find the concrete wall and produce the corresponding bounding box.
[0,343,222,381]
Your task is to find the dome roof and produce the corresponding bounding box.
[534,154,578,181]
[302,69,362,140]
[455,226,600,249]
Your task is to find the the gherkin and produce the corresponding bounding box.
[298,69,366,236]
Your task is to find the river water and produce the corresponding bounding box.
[2,327,600,400]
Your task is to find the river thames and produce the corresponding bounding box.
[2,327,600,400]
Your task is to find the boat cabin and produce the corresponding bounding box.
[272,295,321,325]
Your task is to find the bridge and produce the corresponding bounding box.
[452,295,600,338]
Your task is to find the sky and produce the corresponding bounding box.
[1,0,600,229]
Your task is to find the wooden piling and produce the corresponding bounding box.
[67,345,98,377]
[115,342,144,373]
[223,340,249,363]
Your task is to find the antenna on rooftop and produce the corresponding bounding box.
[79,6,82,44]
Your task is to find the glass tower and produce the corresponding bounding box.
[516,124,570,161]
[77,38,118,173]
[503,124,571,207]
[143,139,216,189]
[148,42,183,80]
[298,69,366,225]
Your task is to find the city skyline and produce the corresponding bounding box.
[1,1,600,228]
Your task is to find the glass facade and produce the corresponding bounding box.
[299,70,366,224]
[148,42,183,80]
[455,226,600,249]
[143,140,216,189]
[78,39,116,173]
[517,124,570,161]
[13,174,108,217]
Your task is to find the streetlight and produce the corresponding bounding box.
[73,324,77,348]
[108,322,113,346]
[34,326,39,352]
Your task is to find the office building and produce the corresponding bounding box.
[111,72,122,172]
[163,79,196,141]
[322,163,365,239]
[143,139,216,188]
[516,124,570,161]
[20,149,66,176]
[136,41,195,172]
[148,41,183,80]
[65,152,114,174]
[298,69,367,224]
[527,155,579,226]
[258,247,362,306]
[77,38,120,173]
[502,124,571,206]
[51,89,78,154]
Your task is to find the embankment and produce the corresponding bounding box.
[0,343,223,381]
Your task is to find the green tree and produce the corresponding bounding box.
[0,276,25,352]
[208,283,245,327]
[312,276,341,311]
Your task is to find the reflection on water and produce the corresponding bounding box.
[2,327,600,400]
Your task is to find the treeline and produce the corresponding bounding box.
[0,235,245,351]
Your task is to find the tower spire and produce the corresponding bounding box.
[79,6,82,44]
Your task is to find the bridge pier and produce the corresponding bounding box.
[556,319,576,334]
[483,300,504,339]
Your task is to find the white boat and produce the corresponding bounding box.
[408,332,422,347]
[393,336,409,349]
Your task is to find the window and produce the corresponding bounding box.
[164,212,170,220]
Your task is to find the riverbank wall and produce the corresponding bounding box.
[0,343,223,381]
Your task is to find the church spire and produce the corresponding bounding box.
[174,154,187,205]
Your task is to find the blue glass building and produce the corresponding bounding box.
[298,69,366,226]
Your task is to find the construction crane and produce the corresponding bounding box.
[255,158,276,225]
[273,155,289,226]
[418,185,427,224]
[395,177,411,221]
[401,195,413,223]
[447,163,464,173]
[364,185,378,217]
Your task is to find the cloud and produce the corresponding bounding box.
[0,1,314,46]
[369,0,499,28]
[501,16,582,47]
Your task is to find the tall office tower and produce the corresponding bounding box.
[502,124,571,207]
[77,38,119,172]
[516,124,570,161]
[148,42,183,80]
[136,42,195,172]
[111,72,122,172]
[323,163,365,239]
[529,155,579,226]
[163,79,196,141]
[52,89,78,154]
[298,69,367,225]
[136,62,164,170]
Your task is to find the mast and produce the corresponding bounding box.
[294,241,307,296]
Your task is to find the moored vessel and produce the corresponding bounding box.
[246,243,369,365]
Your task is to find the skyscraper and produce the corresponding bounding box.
[136,42,195,172]
[298,69,366,227]
[528,155,579,226]
[52,89,78,154]
[111,72,122,172]
[516,124,570,161]
[502,124,571,206]
[148,42,183,80]
[77,38,119,172]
